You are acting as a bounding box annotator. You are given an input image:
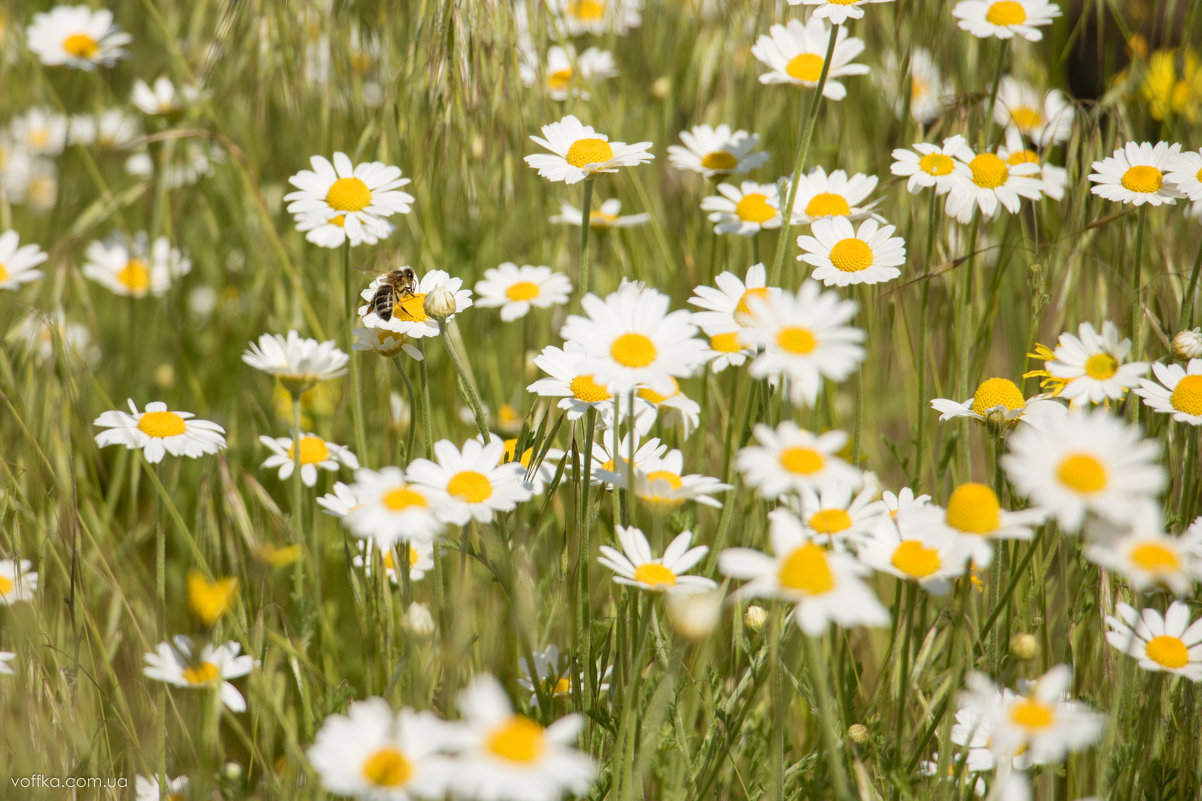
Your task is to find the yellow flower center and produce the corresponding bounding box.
[1009,698,1054,731]
[182,661,220,685]
[362,746,413,787]
[637,377,678,404]
[116,259,151,293]
[325,176,372,212]
[1129,541,1182,573]
[734,192,776,223]
[588,210,618,226]
[710,332,743,353]
[382,550,395,570]
[829,238,874,272]
[187,571,238,626]
[1170,374,1202,415]
[776,326,817,355]
[551,676,572,695]
[1007,149,1041,165]
[547,67,573,93]
[944,482,1002,534]
[701,151,739,171]
[0,263,9,283]
[0,576,12,596]
[911,77,928,99]
[985,1,1027,26]
[918,153,955,176]
[487,716,546,763]
[970,377,1025,415]
[891,541,941,578]
[328,214,347,228]
[395,293,428,322]
[447,470,493,503]
[785,53,824,83]
[633,562,678,588]
[505,281,541,301]
[62,33,100,59]
[778,543,835,595]
[735,287,771,320]
[804,192,852,218]
[287,435,330,465]
[645,470,683,490]
[501,439,535,468]
[28,129,50,150]
[1084,353,1118,380]
[610,332,658,367]
[1120,165,1163,194]
[382,486,428,511]
[1145,634,1189,669]
[808,508,852,535]
[570,373,610,402]
[1009,105,1042,131]
[565,137,614,168]
[1056,453,1108,494]
[779,446,824,475]
[969,153,1009,189]
[137,410,187,438]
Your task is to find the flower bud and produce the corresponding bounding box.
[846,723,870,745]
[424,286,456,320]
[666,589,723,641]
[402,602,436,637]
[743,604,767,632]
[1010,632,1039,661]
[1173,327,1202,359]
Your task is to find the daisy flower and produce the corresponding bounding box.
[343,467,446,545]
[958,666,1104,767]
[1166,148,1202,202]
[688,263,776,367]
[82,234,191,298]
[788,0,894,25]
[998,126,1068,200]
[667,124,769,178]
[308,698,454,799]
[945,147,1043,224]
[0,559,37,605]
[858,519,967,595]
[993,76,1075,147]
[359,269,473,338]
[718,508,890,635]
[701,181,785,236]
[548,0,642,36]
[1133,358,1202,424]
[741,281,866,407]
[406,438,533,525]
[0,230,47,290]
[474,263,572,322]
[559,282,708,396]
[352,327,424,360]
[902,482,1047,568]
[1088,141,1184,206]
[931,377,1064,429]
[284,152,414,247]
[528,342,616,421]
[599,449,730,511]
[1001,408,1167,533]
[499,437,560,495]
[881,487,932,518]
[242,330,349,391]
[780,166,880,224]
[797,217,905,287]
[550,197,650,229]
[135,776,189,801]
[952,0,1062,42]
[882,48,952,124]
[891,135,976,195]
[450,675,596,801]
[792,479,887,549]
[630,378,701,437]
[70,109,141,150]
[0,652,15,675]
[354,538,435,585]
[519,45,617,101]
[8,309,97,365]
[26,5,131,69]
[1106,602,1202,681]
[525,115,652,185]
[93,400,226,464]
[1083,514,1201,596]
[518,645,610,705]
[8,108,69,156]
[131,76,201,116]
[258,433,359,486]
[751,18,869,101]
[582,431,668,487]
[143,635,256,712]
[1030,321,1148,406]
[598,526,715,594]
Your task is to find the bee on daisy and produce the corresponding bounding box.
[597,526,716,594]
[474,263,572,322]
[26,5,131,70]
[258,433,359,486]
[751,18,869,100]
[796,217,906,287]
[952,0,1063,42]
[525,115,653,185]
[0,230,47,290]
[142,635,256,712]
[82,233,191,298]
[359,269,473,338]
[284,152,414,247]
[1133,358,1202,424]
[1088,141,1185,206]
[93,400,226,464]
[667,124,769,178]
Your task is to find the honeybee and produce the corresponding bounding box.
[369,267,418,321]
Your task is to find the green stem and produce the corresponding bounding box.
[345,243,369,461]
[769,609,785,801]
[417,340,435,456]
[439,319,490,442]
[803,633,852,801]
[576,410,598,710]
[768,22,839,286]
[981,41,1009,146]
[1182,233,1202,327]
[914,190,938,485]
[1132,205,1148,357]
[577,181,594,309]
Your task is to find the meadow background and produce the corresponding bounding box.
[1,0,1201,799]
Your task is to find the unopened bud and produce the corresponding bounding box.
[666,589,723,641]
[650,76,671,100]
[744,604,767,632]
[424,286,456,320]
[222,761,243,781]
[1173,328,1202,359]
[1010,632,1039,661]
[402,602,436,637]
[847,723,870,745]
